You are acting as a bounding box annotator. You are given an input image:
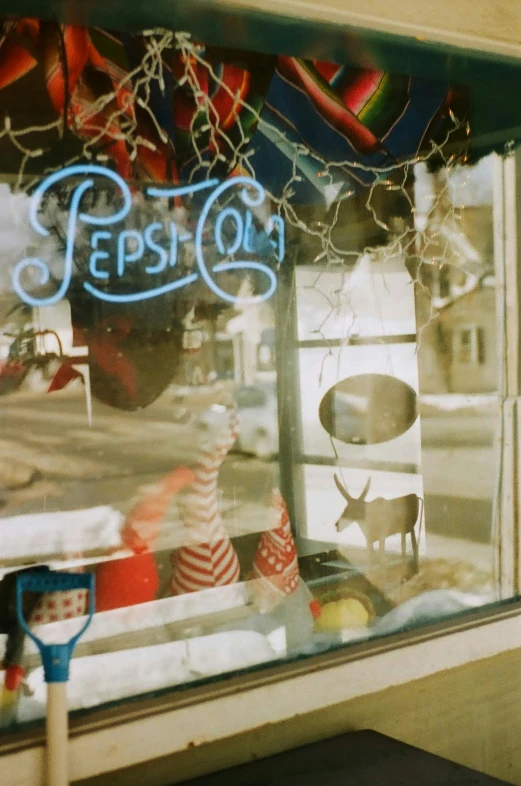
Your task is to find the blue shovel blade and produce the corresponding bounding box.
[16,570,95,683]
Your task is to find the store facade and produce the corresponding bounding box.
[1,1,521,783]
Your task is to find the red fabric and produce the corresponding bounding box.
[48,317,138,401]
[47,363,82,392]
[95,466,195,611]
[309,599,322,620]
[95,552,159,612]
[4,664,24,691]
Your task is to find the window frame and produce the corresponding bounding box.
[1,4,521,782]
[3,596,521,784]
[452,325,486,365]
[2,150,515,781]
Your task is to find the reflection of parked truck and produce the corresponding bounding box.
[0,327,65,396]
[234,383,279,459]
[0,332,34,395]
[232,380,496,463]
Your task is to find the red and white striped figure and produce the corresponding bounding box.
[120,466,197,555]
[94,466,196,613]
[250,489,300,612]
[170,397,241,595]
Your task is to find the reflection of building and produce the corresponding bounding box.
[215,291,276,385]
[414,158,496,396]
[417,277,496,395]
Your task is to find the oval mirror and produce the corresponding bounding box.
[319,373,418,445]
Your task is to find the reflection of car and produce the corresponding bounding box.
[234,383,278,459]
[330,393,368,445]
[320,375,418,446]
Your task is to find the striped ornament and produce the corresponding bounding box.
[170,405,241,595]
[120,466,196,554]
[250,489,300,612]
[94,466,196,612]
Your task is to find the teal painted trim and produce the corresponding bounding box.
[0,0,520,79]
[0,0,521,153]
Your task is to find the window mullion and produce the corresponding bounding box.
[493,151,521,597]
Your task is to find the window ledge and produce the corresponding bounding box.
[3,601,521,785]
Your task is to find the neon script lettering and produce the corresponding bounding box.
[12,166,285,308]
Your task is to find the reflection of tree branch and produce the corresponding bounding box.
[7,301,32,319]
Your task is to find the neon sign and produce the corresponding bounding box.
[12,166,285,308]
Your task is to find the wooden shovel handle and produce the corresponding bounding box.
[46,682,68,786]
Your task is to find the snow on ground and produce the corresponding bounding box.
[0,582,252,657]
[419,394,498,412]
[0,506,123,562]
[16,630,278,722]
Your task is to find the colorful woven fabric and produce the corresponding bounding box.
[0,20,273,185]
[0,19,464,190]
[251,57,459,203]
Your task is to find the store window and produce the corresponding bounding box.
[0,16,519,731]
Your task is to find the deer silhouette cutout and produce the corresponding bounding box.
[334,474,422,567]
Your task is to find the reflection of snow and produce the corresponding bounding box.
[413,163,436,220]
[447,157,493,208]
[18,583,250,653]
[420,394,497,412]
[297,254,416,341]
[17,630,277,722]
[0,493,278,570]
[414,157,493,213]
[369,589,493,635]
[8,585,493,723]
[0,507,123,562]
[0,184,60,294]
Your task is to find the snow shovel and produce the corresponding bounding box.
[16,570,95,786]
[0,565,51,727]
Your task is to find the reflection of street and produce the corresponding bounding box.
[0,388,278,547]
[0,389,496,558]
[420,411,495,448]
[422,443,495,543]
[304,411,495,561]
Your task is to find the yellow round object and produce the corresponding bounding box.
[314,597,370,632]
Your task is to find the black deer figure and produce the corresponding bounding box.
[334,474,422,567]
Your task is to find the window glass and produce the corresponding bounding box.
[0,17,516,730]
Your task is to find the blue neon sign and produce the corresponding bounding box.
[12,166,285,308]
